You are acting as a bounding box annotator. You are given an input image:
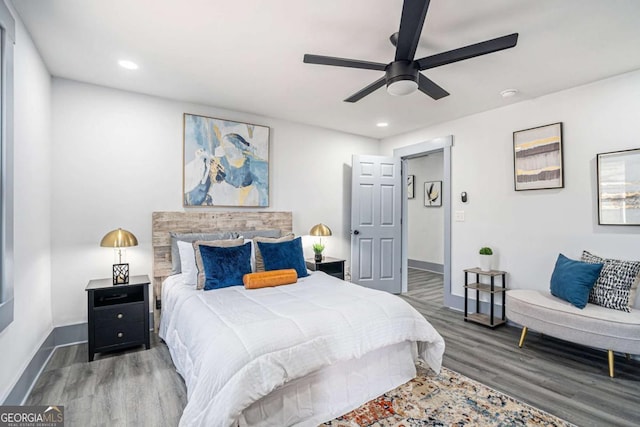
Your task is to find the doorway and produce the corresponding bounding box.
[405,152,445,305]
[394,136,453,308]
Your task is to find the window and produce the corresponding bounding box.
[0,0,15,333]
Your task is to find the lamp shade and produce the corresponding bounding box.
[100,228,138,248]
[309,223,332,237]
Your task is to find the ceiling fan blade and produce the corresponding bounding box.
[395,0,431,61]
[344,77,386,103]
[304,54,386,71]
[418,74,449,100]
[417,33,519,70]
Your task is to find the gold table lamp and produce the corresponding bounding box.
[100,228,138,285]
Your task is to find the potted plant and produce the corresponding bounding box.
[479,247,494,272]
[313,243,325,262]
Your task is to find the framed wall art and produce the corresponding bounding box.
[597,148,640,225]
[408,175,415,199]
[183,113,270,207]
[424,181,442,207]
[513,122,563,191]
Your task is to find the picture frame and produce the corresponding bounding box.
[597,148,640,226]
[424,181,442,207]
[407,175,415,199]
[513,122,564,191]
[183,113,270,207]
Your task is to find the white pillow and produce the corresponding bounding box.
[243,238,257,272]
[177,240,198,285]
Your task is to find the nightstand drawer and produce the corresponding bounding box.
[95,301,144,325]
[94,286,144,307]
[95,321,145,349]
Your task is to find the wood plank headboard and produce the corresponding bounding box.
[152,211,293,305]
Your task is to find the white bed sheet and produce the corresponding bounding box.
[159,272,445,427]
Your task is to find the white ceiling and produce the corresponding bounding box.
[13,0,640,139]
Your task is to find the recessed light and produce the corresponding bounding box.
[118,60,139,70]
[500,89,518,98]
[376,122,389,128]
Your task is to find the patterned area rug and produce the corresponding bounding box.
[324,365,574,426]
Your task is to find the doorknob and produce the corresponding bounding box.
[353,230,360,235]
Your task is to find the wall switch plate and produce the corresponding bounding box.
[455,211,465,222]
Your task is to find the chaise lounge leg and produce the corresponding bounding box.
[518,327,528,348]
[608,350,615,378]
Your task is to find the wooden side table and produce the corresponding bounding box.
[463,268,507,328]
[86,274,151,361]
[305,257,345,280]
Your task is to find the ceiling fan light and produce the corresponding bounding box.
[387,79,418,96]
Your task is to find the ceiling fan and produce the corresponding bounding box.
[303,0,518,102]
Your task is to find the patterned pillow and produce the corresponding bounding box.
[581,250,640,312]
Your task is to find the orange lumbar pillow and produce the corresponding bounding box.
[243,269,298,289]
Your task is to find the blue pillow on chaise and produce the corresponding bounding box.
[550,253,603,309]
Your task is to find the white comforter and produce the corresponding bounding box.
[159,272,445,427]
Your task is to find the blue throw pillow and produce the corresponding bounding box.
[256,237,308,278]
[550,253,604,309]
[199,242,252,290]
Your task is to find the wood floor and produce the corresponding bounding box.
[403,268,640,427]
[26,336,186,426]
[406,267,443,303]
[27,269,640,426]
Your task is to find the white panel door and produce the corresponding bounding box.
[351,155,402,293]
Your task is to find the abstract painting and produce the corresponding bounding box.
[408,175,415,199]
[597,148,640,225]
[513,122,563,191]
[424,181,442,207]
[183,113,269,207]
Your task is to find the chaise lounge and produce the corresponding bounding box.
[506,251,640,377]
[506,289,640,377]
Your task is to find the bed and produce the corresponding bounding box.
[153,211,445,427]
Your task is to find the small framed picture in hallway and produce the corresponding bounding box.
[424,181,442,207]
[408,175,415,199]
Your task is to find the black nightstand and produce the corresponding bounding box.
[85,275,151,362]
[305,257,346,280]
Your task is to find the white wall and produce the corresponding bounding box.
[407,153,444,265]
[0,10,53,401]
[381,70,640,299]
[51,79,378,326]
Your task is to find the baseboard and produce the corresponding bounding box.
[2,329,55,405]
[3,312,155,405]
[408,259,444,274]
[54,322,88,344]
